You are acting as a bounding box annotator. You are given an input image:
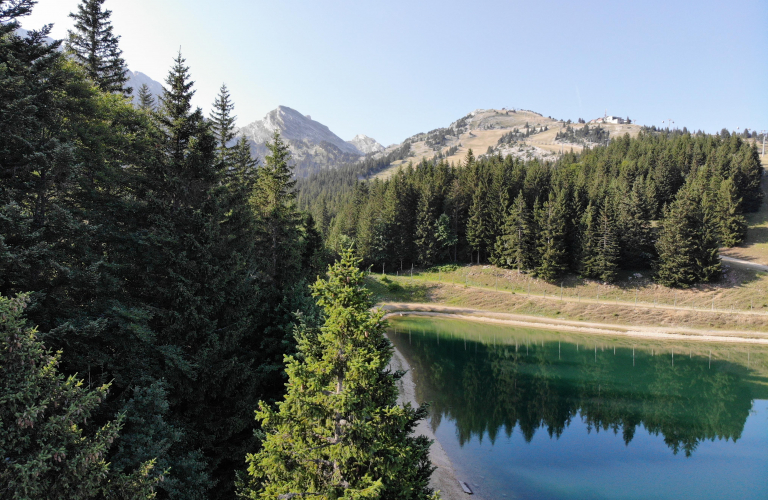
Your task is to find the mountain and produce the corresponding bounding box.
[369,108,644,180]
[237,106,382,177]
[347,134,385,154]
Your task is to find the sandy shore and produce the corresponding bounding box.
[380,303,768,345]
[388,343,469,500]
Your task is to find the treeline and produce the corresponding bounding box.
[295,140,411,230]
[555,124,609,145]
[320,131,762,287]
[1,2,323,498]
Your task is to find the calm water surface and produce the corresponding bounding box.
[388,317,768,500]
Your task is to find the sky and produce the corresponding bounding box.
[21,0,768,146]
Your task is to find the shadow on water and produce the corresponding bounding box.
[389,317,768,458]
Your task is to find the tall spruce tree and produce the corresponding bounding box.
[435,213,458,262]
[466,170,491,263]
[494,192,535,271]
[240,249,438,500]
[209,83,237,162]
[617,179,654,267]
[534,190,568,281]
[415,183,439,267]
[67,0,130,95]
[655,183,721,287]
[715,177,747,247]
[136,83,154,110]
[579,201,600,278]
[137,51,264,498]
[252,130,302,285]
[594,199,620,282]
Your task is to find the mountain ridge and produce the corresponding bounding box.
[237,105,383,177]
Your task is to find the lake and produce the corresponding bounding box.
[388,316,768,500]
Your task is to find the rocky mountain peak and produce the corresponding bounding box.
[237,106,385,177]
[347,134,385,155]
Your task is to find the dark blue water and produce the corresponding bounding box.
[389,317,768,500]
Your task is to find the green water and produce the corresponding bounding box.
[388,316,768,500]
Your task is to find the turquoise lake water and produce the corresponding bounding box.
[388,317,768,500]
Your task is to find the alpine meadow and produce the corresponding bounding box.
[2,1,768,500]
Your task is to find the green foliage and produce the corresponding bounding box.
[434,214,458,262]
[315,129,761,288]
[494,192,536,271]
[209,84,237,162]
[715,177,747,247]
[617,179,655,267]
[580,200,620,282]
[136,83,155,110]
[415,183,439,267]
[534,191,569,281]
[0,294,157,499]
[67,0,130,95]
[0,3,323,495]
[241,250,438,499]
[655,181,722,287]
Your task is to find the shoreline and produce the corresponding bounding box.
[388,341,469,500]
[380,303,768,345]
[385,300,768,499]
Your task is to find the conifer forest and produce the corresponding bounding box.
[1,1,765,499]
[311,131,761,287]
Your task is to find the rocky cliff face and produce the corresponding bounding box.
[237,106,382,177]
[347,134,385,154]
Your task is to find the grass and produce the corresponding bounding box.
[367,261,768,333]
[721,161,768,264]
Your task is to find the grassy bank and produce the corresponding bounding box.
[721,162,768,264]
[367,268,768,333]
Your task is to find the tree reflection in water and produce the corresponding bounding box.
[389,318,767,458]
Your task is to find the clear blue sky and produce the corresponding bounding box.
[22,0,768,146]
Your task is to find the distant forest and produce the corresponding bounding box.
[302,131,763,287]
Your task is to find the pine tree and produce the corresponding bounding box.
[209,83,237,162]
[594,199,620,282]
[67,0,130,95]
[252,130,302,284]
[656,183,721,287]
[435,213,457,262]
[0,294,157,499]
[579,201,600,278]
[138,51,264,497]
[715,177,747,247]
[136,83,154,110]
[230,136,259,190]
[466,171,491,263]
[240,249,438,500]
[415,183,439,267]
[617,179,654,268]
[534,190,569,281]
[494,192,535,271]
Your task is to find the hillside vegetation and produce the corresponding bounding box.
[317,130,762,290]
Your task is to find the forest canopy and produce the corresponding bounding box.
[308,131,762,287]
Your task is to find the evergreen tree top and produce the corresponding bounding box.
[67,0,130,96]
[136,82,155,110]
[241,248,438,499]
[210,83,237,155]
